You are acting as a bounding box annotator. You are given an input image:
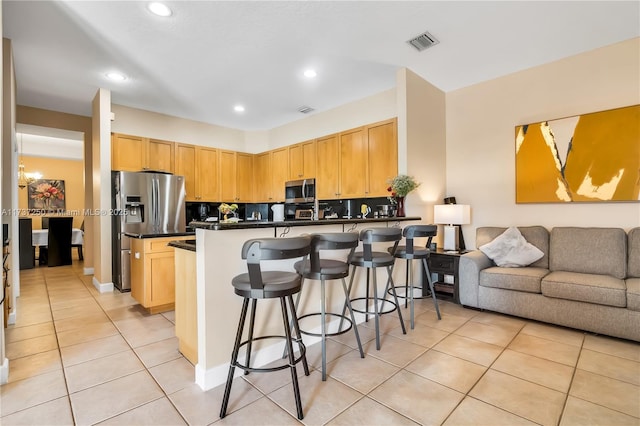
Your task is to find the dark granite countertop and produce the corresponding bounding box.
[168,239,196,251]
[125,231,196,239]
[189,216,422,231]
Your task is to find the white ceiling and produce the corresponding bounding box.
[3,1,639,132]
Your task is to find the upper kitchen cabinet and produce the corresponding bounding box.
[254,151,271,202]
[220,150,253,202]
[254,147,288,202]
[339,127,368,198]
[111,133,174,173]
[289,140,316,180]
[271,147,289,201]
[147,138,175,173]
[366,118,398,197]
[175,143,219,202]
[316,134,340,199]
[314,118,398,200]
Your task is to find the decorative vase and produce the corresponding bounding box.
[395,196,406,217]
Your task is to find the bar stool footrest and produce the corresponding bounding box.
[350,297,398,316]
[387,285,432,300]
[234,335,307,374]
[298,312,353,338]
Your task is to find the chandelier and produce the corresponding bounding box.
[17,133,40,189]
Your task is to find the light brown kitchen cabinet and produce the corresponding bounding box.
[220,150,253,202]
[270,147,289,201]
[176,144,219,202]
[289,140,316,180]
[316,134,341,199]
[366,118,398,196]
[130,236,192,314]
[339,127,368,198]
[175,144,197,201]
[314,118,398,200]
[111,133,174,173]
[253,151,271,202]
[147,138,175,173]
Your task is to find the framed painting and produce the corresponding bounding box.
[515,104,640,203]
[28,179,66,211]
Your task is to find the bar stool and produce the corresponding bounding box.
[293,233,364,381]
[220,236,312,420]
[344,227,406,350]
[388,225,441,329]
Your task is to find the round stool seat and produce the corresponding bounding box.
[349,251,395,267]
[294,259,349,280]
[232,271,302,298]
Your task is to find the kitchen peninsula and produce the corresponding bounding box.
[177,216,422,391]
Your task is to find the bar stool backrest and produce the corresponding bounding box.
[242,236,312,290]
[403,224,438,255]
[308,232,359,273]
[359,227,402,260]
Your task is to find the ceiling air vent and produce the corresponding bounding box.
[407,31,439,52]
[298,106,314,114]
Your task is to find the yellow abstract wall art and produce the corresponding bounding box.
[516,104,640,203]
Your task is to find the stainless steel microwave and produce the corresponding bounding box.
[285,178,316,203]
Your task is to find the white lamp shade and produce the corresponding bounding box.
[433,204,471,225]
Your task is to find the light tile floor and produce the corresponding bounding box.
[2,261,640,425]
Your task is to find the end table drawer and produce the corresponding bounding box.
[429,256,454,271]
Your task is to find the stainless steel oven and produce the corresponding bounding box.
[285,178,316,203]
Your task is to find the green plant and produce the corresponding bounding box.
[387,174,420,197]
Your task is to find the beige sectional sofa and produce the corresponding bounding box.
[459,226,640,342]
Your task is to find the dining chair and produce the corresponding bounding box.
[45,217,73,267]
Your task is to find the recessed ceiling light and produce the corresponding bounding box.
[234,105,245,113]
[147,2,172,17]
[105,72,127,82]
[303,69,317,78]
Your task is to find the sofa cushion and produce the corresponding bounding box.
[476,226,549,268]
[479,227,544,267]
[480,266,548,293]
[549,227,627,280]
[627,278,640,312]
[628,228,640,278]
[541,271,626,307]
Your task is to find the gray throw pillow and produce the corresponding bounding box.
[479,226,544,267]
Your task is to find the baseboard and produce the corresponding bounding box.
[92,277,114,293]
[83,267,94,275]
[7,310,16,325]
[0,357,9,384]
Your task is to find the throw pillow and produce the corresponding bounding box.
[479,227,544,267]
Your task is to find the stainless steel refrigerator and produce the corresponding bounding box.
[111,171,186,291]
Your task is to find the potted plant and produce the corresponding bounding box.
[387,175,420,217]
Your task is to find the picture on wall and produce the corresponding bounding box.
[28,179,66,211]
[515,104,639,203]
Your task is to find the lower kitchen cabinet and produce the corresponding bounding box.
[130,236,192,314]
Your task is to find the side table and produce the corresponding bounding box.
[427,249,469,304]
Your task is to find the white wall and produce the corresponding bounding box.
[446,38,640,248]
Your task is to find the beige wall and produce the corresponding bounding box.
[18,157,84,229]
[110,105,246,151]
[266,89,397,148]
[398,68,447,223]
[446,38,640,248]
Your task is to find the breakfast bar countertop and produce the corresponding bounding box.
[189,216,422,231]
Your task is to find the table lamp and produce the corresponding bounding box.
[434,204,471,251]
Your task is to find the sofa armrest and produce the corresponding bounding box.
[459,250,493,307]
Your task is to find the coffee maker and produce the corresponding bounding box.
[198,203,210,220]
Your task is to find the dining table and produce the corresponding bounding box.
[32,228,84,247]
